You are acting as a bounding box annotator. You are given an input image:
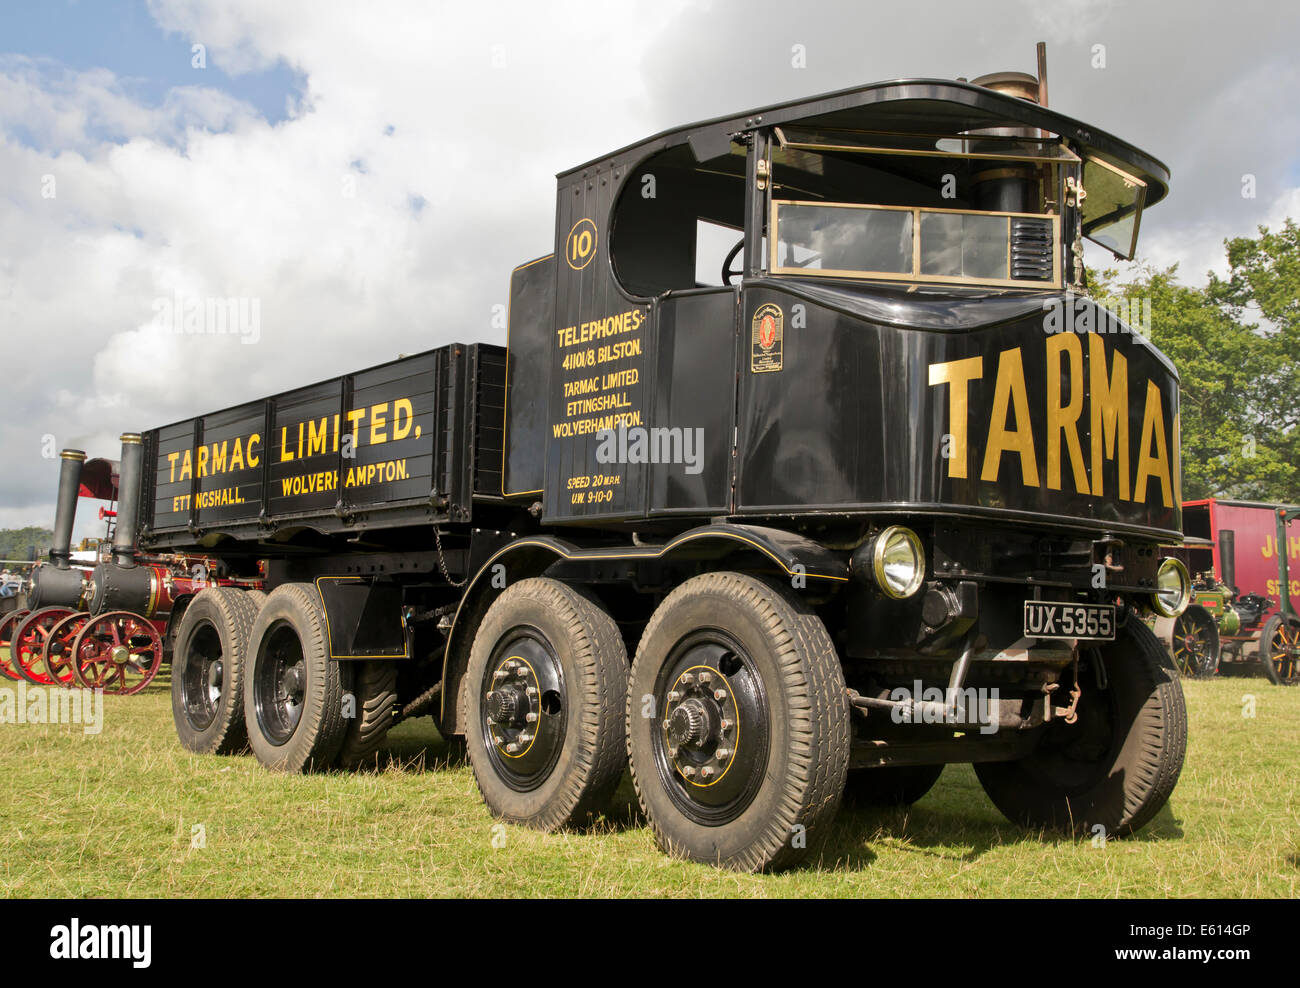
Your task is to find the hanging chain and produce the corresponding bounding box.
[433,525,467,588]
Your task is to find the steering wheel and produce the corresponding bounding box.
[721,237,745,286]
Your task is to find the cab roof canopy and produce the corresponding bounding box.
[561,78,1169,207]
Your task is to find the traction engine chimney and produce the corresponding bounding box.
[113,433,144,568]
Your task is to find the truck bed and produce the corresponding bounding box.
[139,343,505,552]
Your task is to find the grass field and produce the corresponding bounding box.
[1,673,1296,898]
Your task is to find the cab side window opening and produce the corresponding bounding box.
[610,144,747,297]
[696,219,743,287]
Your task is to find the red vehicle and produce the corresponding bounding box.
[0,443,259,692]
[1169,498,1300,684]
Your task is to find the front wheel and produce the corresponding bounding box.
[1259,615,1300,686]
[975,620,1186,837]
[1171,605,1220,679]
[462,579,628,830]
[626,572,850,872]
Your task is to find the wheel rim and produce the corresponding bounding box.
[13,607,76,685]
[479,628,566,792]
[1173,611,1215,678]
[73,612,163,695]
[181,621,225,731]
[1267,622,1300,686]
[45,613,90,686]
[0,609,29,681]
[254,621,308,745]
[650,629,769,826]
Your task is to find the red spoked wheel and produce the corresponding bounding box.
[44,612,92,687]
[0,608,30,681]
[12,607,77,685]
[71,611,163,695]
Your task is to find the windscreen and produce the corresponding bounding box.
[1081,155,1146,260]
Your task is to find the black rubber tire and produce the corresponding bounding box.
[975,619,1186,837]
[170,588,264,755]
[1171,605,1220,679]
[338,661,399,769]
[1259,615,1300,686]
[462,578,627,830]
[627,572,850,872]
[244,583,350,772]
[843,763,944,807]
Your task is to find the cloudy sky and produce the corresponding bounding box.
[2,0,1297,539]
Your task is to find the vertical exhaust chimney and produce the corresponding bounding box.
[28,449,89,608]
[113,433,144,568]
[1219,530,1236,594]
[50,449,86,569]
[1036,41,1049,109]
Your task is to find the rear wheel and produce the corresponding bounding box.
[44,613,90,686]
[975,620,1186,837]
[71,611,163,695]
[245,584,349,772]
[843,764,944,807]
[1259,615,1300,686]
[338,661,399,769]
[0,609,29,681]
[171,588,264,754]
[12,607,75,685]
[462,578,627,831]
[627,572,850,872]
[1171,605,1219,679]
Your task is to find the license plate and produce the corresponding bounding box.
[1023,600,1116,641]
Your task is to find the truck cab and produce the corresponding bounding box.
[505,73,1180,544]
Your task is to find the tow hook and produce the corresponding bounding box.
[1051,645,1083,724]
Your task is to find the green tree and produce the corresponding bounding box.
[0,527,53,563]
[1094,220,1299,504]
[1206,219,1300,503]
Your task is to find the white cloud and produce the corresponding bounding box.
[0,0,1295,540]
[0,0,688,536]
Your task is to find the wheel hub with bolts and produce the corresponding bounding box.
[486,656,541,756]
[480,638,569,792]
[662,666,739,785]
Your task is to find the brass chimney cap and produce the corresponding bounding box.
[970,71,1041,103]
[120,433,143,445]
[60,449,87,461]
